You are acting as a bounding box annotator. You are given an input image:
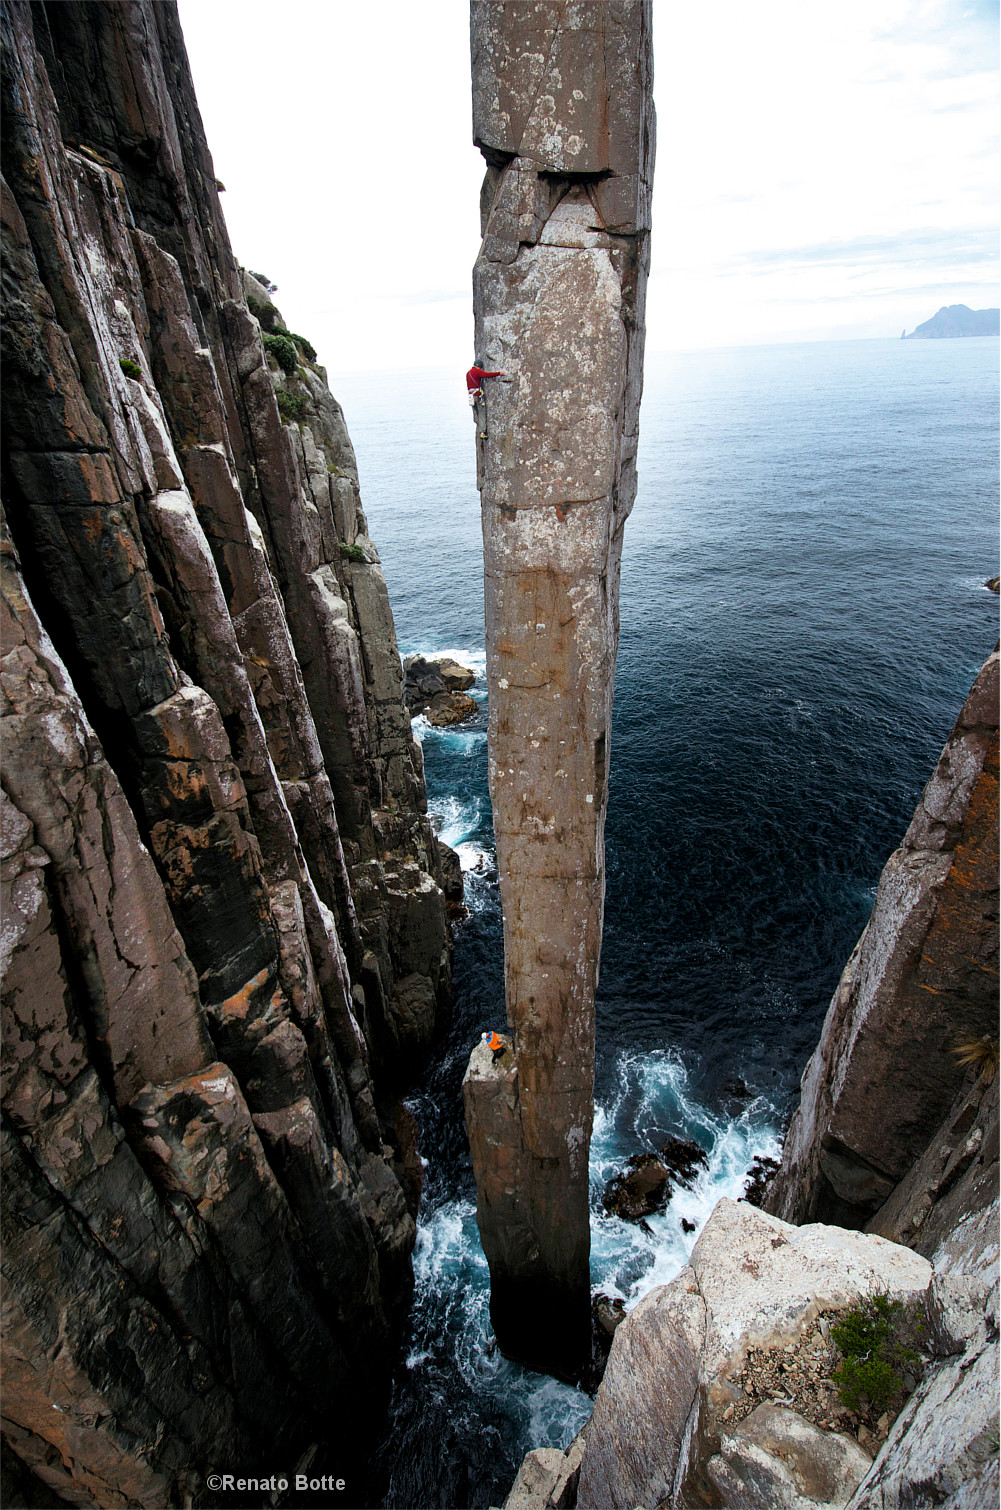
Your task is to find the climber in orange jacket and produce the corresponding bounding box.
[481,1029,506,1063]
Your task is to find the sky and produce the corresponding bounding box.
[177,0,999,371]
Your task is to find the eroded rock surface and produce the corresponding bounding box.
[463,0,655,1381]
[0,1,449,1499]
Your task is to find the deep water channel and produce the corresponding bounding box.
[334,338,999,1508]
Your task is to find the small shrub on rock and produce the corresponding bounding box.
[831,1293,919,1417]
[263,333,298,374]
[285,331,317,362]
[275,389,305,422]
[119,357,142,379]
[339,541,367,564]
[834,1356,900,1415]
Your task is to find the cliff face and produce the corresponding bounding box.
[0,2,449,1501]
[462,0,655,1382]
[766,651,998,1231]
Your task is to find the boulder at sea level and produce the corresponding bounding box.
[571,1198,932,1510]
[402,654,476,712]
[603,1137,708,1220]
[425,692,478,727]
[433,656,476,692]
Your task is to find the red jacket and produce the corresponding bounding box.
[467,365,503,392]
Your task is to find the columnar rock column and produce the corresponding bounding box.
[462,0,654,1380]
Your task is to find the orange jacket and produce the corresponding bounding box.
[486,1031,504,1053]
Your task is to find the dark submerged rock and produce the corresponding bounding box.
[582,1292,629,1394]
[603,1153,672,1220]
[661,1135,710,1187]
[603,1138,709,1222]
[743,1154,781,1207]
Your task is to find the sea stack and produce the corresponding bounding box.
[462,1,655,1379]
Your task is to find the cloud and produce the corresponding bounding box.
[872,0,999,79]
[724,226,999,274]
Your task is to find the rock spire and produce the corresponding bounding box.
[462,0,655,1379]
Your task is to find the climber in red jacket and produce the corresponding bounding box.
[467,360,506,438]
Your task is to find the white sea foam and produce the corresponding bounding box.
[401,643,488,683]
[455,841,490,872]
[589,1049,781,1305]
[428,795,483,850]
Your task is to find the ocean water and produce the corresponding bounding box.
[330,337,999,1509]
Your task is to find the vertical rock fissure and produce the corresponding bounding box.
[462,0,655,1381]
[1,2,452,1496]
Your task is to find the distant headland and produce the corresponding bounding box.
[903,304,1000,339]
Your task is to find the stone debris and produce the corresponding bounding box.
[724,1309,921,1450]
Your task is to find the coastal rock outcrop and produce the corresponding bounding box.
[501,1199,933,1510]
[403,652,477,710]
[766,651,998,1230]
[504,1187,998,1510]
[1,1,449,1499]
[463,0,655,1381]
[904,304,1000,338]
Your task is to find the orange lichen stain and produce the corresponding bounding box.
[173,1061,230,1096]
[115,523,146,571]
[219,968,270,1022]
[164,760,204,802]
[79,509,104,542]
